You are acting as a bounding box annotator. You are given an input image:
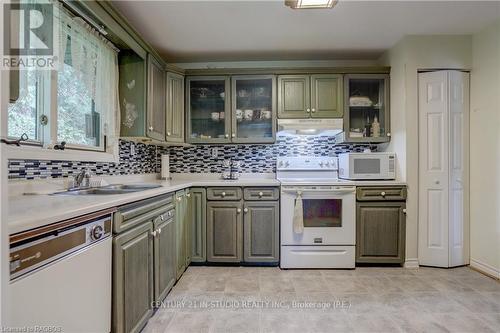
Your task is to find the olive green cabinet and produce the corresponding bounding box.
[278,74,343,119]
[175,190,188,279]
[243,201,279,263]
[356,186,406,264]
[338,73,390,143]
[190,188,207,262]
[153,209,176,304]
[113,222,154,333]
[207,201,243,262]
[166,72,185,143]
[146,54,166,141]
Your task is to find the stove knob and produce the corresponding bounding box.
[319,162,324,167]
[325,162,330,167]
[90,225,104,241]
[278,161,283,168]
[284,161,290,168]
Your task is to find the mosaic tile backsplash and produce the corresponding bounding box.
[8,136,374,180]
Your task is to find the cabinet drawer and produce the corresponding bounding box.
[207,187,242,201]
[244,187,279,201]
[356,187,407,201]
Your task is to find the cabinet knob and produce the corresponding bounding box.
[237,208,241,214]
[243,208,248,213]
[149,126,154,131]
[258,191,264,197]
[311,108,316,113]
[232,133,236,138]
[167,131,171,136]
[402,208,407,214]
[225,134,229,138]
[160,215,164,221]
[387,132,391,137]
[177,197,182,202]
[157,228,162,234]
[186,193,191,198]
[434,180,440,185]
[221,192,226,197]
[151,230,157,237]
[306,108,311,113]
[381,191,386,197]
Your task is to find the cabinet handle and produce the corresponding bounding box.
[258,191,264,197]
[148,126,154,131]
[157,228,162,234]
[311,108,316,113]
[243,208,248,213]
[237,208,241,214]
[381,191,386,197]
[151,230,157,237]
[402,208,407,214]
[306,108,311,113]
[160,215,164,221]
[225,134,229,138]
[221,192,226,197]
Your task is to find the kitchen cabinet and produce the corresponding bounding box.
[166,72,185,143]
[278,74,342,119]
[186,76,231,143]
[356,186,406,264]
[190,188,207,262]
[146,54,166,141]
[175,190,187,279]
[184,189,192,267]
[187,75,277,144]
[243,201,279,263]
[231,75,276,143]
[153,209,176,304]
[337,73,390,143]
[113,222,154,333]
[207,201,243,262]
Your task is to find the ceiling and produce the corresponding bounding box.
[111,0,500,63]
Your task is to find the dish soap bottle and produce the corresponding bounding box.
[372,116,380,137]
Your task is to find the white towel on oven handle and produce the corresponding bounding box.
[293,191,304,234]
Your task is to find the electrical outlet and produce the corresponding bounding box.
[211,147,218,158]
[130,143,136,156]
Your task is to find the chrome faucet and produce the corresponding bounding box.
[74,168,92,188]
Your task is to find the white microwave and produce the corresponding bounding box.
[338,152,396,180]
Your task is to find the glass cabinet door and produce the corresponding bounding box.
[231,76,276,143]
[344,74,390,143]
[187,77,230,143]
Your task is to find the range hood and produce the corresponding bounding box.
[277,118,343,135]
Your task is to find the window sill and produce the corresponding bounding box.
[5,145,119,163]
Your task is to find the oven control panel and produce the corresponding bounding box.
[276,157,338,170]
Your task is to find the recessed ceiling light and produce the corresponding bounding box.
[285,0,338,9]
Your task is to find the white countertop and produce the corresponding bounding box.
[7,173,280,235]
[8,173,406,235]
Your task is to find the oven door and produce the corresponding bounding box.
[280,186,356,246]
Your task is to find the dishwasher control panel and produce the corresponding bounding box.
[9,216,111,280]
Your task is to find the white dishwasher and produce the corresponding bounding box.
[8,212,113,333]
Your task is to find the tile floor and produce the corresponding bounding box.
[143,266,500,333]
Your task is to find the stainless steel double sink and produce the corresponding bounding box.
[52,184,162,196]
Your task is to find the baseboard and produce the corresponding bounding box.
[404,258,419,269]
[470,258,500,280]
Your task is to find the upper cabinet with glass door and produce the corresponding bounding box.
[232,76,276,143]
[186,77,231,144]
[339,74,390,143]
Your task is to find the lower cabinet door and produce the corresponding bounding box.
[113,222,154,333]
[243,201,279,263]
[175,191,186,279]
[190,188,207,262]
[184,189,192,267]
[207,201,243,262]
[356,202,406,264]
[154,217,176,303]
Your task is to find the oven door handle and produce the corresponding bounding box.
[282,187,356,194]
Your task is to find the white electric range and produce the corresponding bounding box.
[277,156,356,269]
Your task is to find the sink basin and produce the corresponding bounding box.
[52,183,162,196]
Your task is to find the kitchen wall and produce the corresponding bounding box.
[379,35,473,268]
[470,19,500,278]
[7,136,371,180]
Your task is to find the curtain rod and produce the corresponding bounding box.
[60,0,108,36]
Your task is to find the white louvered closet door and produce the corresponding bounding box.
[418,70,469,268]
